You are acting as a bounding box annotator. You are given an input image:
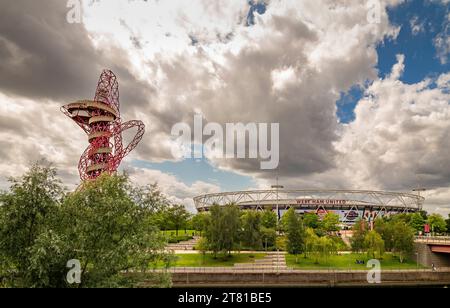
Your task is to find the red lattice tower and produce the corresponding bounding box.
[61,70,145,181]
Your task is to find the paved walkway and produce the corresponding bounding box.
[166,236,200,251]
[232,251,287,271]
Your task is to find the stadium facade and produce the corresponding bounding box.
[194,190,424,226]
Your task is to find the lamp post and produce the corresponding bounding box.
[271,179,284,274]
[271,180,284,223]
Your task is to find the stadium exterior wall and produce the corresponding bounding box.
[194,190,424,225]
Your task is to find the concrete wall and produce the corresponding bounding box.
[414,243,450,268]
[169,270,450,287]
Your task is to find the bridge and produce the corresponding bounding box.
[415,236,450,267]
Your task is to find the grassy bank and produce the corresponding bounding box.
[167,253,266,267]
[286,253,425,270]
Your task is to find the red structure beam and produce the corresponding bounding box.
[431,246,450,254]
[61,70,145,181]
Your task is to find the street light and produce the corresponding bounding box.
[272,179,284,274]
[271,182,284,223]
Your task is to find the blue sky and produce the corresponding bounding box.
[138,0,449,192]
[337,0,450,124]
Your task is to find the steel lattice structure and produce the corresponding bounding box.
[61,70,145,181]
[194,190,424,224]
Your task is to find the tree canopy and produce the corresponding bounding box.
[0,163,172,288]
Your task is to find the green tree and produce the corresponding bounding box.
[261,227,277,250]
[320,213,340,233]
[0,164,172,288]
[285,208,305,258]
[58,173,172,288]
[261,210,277,229]
[205,205,241,257]
[304,228,319,259]
[364,230,385,259]
[165,205,191,236]
[303,213,319,229]
[191,212,210,235]
[427,214,447,234]
[374,218,395,251]
[446,214,450,233]
[350,220,368,253]
[241,211,262,250]
[0,163,64,287]
[315,236,337,264]
[409,212,425,233]
[391,221,415,263]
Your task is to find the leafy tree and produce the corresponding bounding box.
[364,230,385,259]
[57,173,172,288]
[446,214,450,233]
[390,213,412,225]
[241,211,262,250]
[374,218,395,251]
[427,214,447,234]
[409,212,425,233]
[350,220,368,253]
[261,210,277,229]
[191,212,210,235]
[419,210,428,220]
[303,213,319,229]
[205,205,241,257]
[0,163,172,288]
[196,237,209,263]
[165,205,191,236]
[261,227,277,250]
[320,213,340,233]
[131,183,171,214]
[285,208,305,258]
[304,228,319,259]
[391,221,415,263]
[315,236,337,264]
[0,163,64,287]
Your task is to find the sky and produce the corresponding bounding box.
[0,0,449,214]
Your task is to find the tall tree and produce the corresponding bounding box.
[261,210,277,229]
[285,208,305,258]
[427,214,447,234]
[351,219,368,253]
[391,221,415,263]
[364,230,385,259]
[446,214,450,233]
[205,205,241,257]
[241,211,262,250]
[0,163,172,288]
[165,205,191,236]
[375,218,395,251]
[261,227,277,250]
[57,173,172,287]
[191,212,210,235]
[0,163,63,287]
[320,212,340,233]
[409,212,425,233]
[303,213,319,229]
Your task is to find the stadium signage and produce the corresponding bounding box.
[296,199,347,205]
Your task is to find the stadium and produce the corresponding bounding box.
[194,189,425,226]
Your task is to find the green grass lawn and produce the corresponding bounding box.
[286,253,425,270]
[167,253,266,267]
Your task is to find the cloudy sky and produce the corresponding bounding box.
[0,0,449,214]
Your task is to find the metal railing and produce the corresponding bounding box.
[416,236,450,244]
[148,267,450,274]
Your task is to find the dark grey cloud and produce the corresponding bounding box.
[0,0,154,107]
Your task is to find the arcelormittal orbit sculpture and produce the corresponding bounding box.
[61,70,145,181]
